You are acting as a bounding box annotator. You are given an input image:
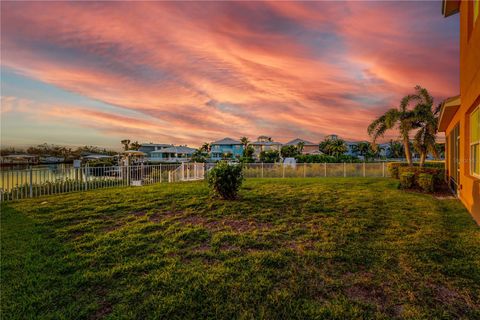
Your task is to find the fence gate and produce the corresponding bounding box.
[168,163,205,182]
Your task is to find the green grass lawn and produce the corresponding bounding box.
[1,178,479,319]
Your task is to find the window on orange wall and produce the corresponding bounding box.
[470,105,480,178]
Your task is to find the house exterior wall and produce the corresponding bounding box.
[210,144,243,160]
[302,145,319,154]
[444,1,480,222]
[252,143,282,158]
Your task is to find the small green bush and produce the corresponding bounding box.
[399,172,415,189]
[418,173,435,192]
[208,161,244,200]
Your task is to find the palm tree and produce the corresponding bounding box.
[388,140,404,159]
[319,136,347,157]
[121,139,131,151]
[200,142,210,153]
[296,141,305,154]
[240,136,250,149]
[354,142,370,158]
[368,87,429,166]
[130,141,141,150]
[412,97,441,166]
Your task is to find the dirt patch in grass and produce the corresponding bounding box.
[286,240,316,252]
[430,284,462,304]
[102,220,125,233]
[91,288,113,320]
[131,211,146,217]
[149,210,185,223]
[178,215,272,233]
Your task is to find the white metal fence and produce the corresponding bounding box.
[0,164,180,201]
[0,162,386,201]
[242,162,386,178]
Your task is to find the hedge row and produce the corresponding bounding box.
[388,162,446,193]
[387,162,445,179]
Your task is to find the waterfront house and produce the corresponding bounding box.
[439,0,480,221]
[251,136,282,159]
[139,143,173,158]
[210,137,243,161]
[284,138,319,154]
[150,146,196,163]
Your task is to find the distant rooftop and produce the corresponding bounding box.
[211,137,242,145]
[151,146,196,154]
[251,140,282,146]
[284,138,317,146]
[140,143,173,147]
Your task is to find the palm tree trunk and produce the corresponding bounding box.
[403,136,413,166]
[419,152,426,167]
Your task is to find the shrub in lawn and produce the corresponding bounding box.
[208,161,244,200]
[418,173,435,192]
[399,172,415,189]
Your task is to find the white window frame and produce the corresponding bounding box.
[470,105,480,179]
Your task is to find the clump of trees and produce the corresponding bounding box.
[1,143,117,160]
[259,150,280,163]
[368,85,440,166]
[191,143,210,162]
[351,142,382,161]
[281,145,300,158]
[319,136,347,157]
[120,139,140,151]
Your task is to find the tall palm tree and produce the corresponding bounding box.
[121,139,131,151]
[296,141,305,154]
[240,136,250,149]
[368,87,428,166]
[200,142,210,153]
[412,97,441,166]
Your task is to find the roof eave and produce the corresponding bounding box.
[442,0,460,17]
[438,95,461,132]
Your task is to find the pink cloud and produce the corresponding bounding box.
[1,1,459,146]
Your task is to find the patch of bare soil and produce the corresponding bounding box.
[102,221,125,233]
[131,211,146,217]
[178,215,273,233]
[91,288,113,320]
[148,210,184,223]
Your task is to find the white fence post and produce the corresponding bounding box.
[29,166,33,197]
[84,165,88,190]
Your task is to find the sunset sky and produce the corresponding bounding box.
[1,1,459,149]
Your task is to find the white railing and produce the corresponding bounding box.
[0,164,180,202]
[168,163,205,182]
[242,162,386,178]
[0,162,386,201]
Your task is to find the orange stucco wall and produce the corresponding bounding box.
[445,1,480,223]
